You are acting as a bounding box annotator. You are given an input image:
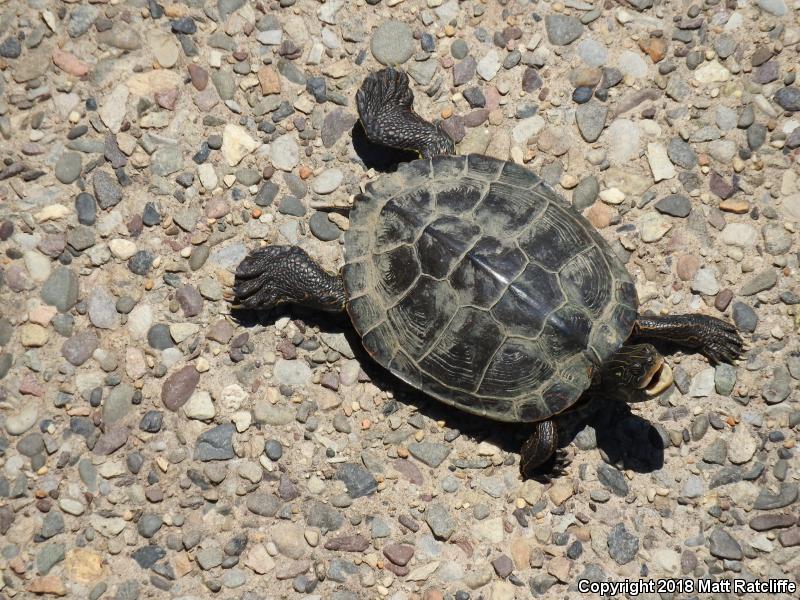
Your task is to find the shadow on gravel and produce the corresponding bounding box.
[351,120,418,173]
[232,307,666,478]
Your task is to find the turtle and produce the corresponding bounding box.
[230,67,744,479]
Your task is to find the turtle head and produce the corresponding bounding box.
[600,343,673,397]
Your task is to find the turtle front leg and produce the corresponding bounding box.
[356,67,455,159]
[230,246,346,313]
[520,420,567,480]
[631,314,744,364]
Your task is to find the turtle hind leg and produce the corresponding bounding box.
[356,67,455,159]
[631,314,744,365]
[520,420,568,481]
[229,246,345,313]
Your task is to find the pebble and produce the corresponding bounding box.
[450,40,468,60]
[264,439,283,461]
[617,51,648,79]
[607,523,639,565]
[740,270,777,296]
[572,176,599,210]
[715,363,737,395]
[682,475,704,499]
[728,427,758,464]
[691,268,719,295]
[477,50,501,81]
[639,213,672,242]
[708,139,736,164]
[311,169,343,194]
[774,86,800,112]
[655,194,691,218]
[597,464,629,497]
[453,56,477,87]
[161,365,200,411]
[577,39,608,67]
[88,287,119,329]
[371,21,414,66]
[667,138,697,169]
[222,124,259,167]
[606,119,640,163]
[93,170,122,209]
[762,366,791,405]
[335,463,378,498]
[689,367,716,397]
[55,152,82,184]
[269,134,300,172]
[545,15,583,46]
[757,0,787,14]
[575,101,608,143]
[720,223,757,247]
[409,442,451,468]
[195,423,235,461]
[309,212,341,241]
[273,358,312,385]
[184,391,216,420]
[246,493,281,517]
[41,268,79,312]
[709,528,742,560]
[75,193,97,225]
[753,484,798,510]
[425,503,455,541]
[0,37,21,58]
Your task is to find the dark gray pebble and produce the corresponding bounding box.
[309,211,341,241]
[655,194,692,217]
[75,192,97,225]
[128,251,155,275]
[147,324,174,350]
[264,439,283,461]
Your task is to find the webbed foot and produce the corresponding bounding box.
[230,245,346,313]
[632,314,744,365]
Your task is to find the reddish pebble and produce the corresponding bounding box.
[676,254,700,281]
[187,64,208,90]
[52,48,90,77]
[155,88,179,110]
[715,288,733,311]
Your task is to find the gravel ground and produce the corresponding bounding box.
[1,0,799,599]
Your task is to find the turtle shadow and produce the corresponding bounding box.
[558,396,666,474]
[231,308,665,476]
[351,120,418,173]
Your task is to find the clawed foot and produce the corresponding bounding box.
[633,314,746,366]
[229,246,297,310]
[693,315,745,365]
[519,419,569,481]
[523,448,571,483]
[227,245,346,313]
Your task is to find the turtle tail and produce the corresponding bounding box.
[356,67,455,159]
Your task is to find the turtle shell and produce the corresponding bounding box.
[342,154,638,422]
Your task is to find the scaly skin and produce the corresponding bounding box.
[631,314,744,364]
[519,420,561,481]
[232,246,346,313]
[356,67,455,158]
